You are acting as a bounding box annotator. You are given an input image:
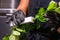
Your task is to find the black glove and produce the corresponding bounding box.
[44,11,60,32]
[13,10,25,24]
[6,10,25,25]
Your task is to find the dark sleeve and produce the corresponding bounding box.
[27,0,60,17]
[27,0,51,17]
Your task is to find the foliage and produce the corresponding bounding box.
[2,35,9,40]
[35,7,46,22]
[47,1,57,11]
[2,0,60,40]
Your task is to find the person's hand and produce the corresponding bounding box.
[12,10,26,24]
[6,10,26,25]
[57,27,60,33]
[44,12,60,33]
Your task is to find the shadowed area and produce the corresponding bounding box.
[0,17,10,40]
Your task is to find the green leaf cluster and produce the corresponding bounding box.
[2,0,60,40]
[47,1,60,14]
[2,35,9,40]
[35,7,46,22]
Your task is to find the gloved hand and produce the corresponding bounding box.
[6,10,26,25]
[12,10,26,24]
[44,12,60,33]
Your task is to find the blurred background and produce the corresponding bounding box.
[0,0,19,40]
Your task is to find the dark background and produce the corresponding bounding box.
[0,17,10,40]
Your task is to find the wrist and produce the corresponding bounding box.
[16,9,26,15]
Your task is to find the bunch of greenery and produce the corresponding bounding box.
[2,1,60,40]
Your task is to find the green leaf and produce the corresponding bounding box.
[38,8,45,16]
[35,7,46,22]
[54,7,60,14]
[39,16,46,22]
[2,35,9,40]
[16,28,26,33]
[36,20,41,29]
[58,2,60,7]
[9,34,19,40]
[12,30,21,36]
[35,15,39,20]
[47,1,57,11]
[9,35,16,40]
